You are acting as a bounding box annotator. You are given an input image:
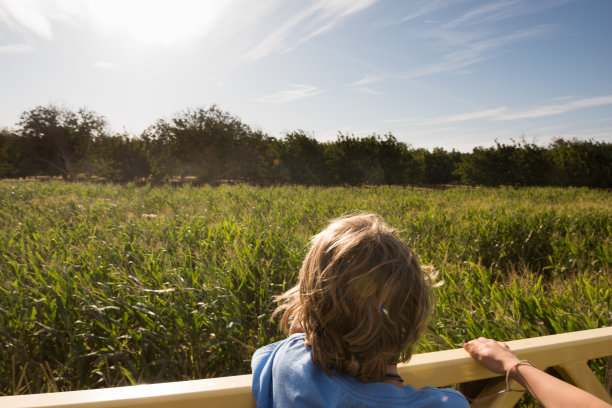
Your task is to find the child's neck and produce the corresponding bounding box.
[384,364,403,388]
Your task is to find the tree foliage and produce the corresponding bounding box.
[3,104,611,188]
[279,131,327,185]
[18,105,107,181]
[92,134,150,183]
[548,138,612,188]
[143,106,253,184]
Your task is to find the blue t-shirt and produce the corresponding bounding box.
[252,333,469,408]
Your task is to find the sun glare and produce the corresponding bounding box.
[87,0,232,46]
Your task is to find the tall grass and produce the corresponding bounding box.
[0,181,610,396]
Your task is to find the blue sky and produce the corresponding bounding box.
[1,0,611,151]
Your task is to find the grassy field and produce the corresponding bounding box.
[0,181,610,400]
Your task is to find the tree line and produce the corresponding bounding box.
[1,104,610,187]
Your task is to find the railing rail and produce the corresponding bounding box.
[2,327,611,408]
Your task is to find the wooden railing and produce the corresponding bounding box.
[2,327,611,408]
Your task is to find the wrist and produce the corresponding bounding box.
[506,360,536,381]
[502,358,521,373]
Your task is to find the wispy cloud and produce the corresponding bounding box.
[348,74,384,87]
[445,0,568,29]
[368,0,459,29]
[383,118,408,124]
[92,61,118,70]
[0,0,53,40]
[347,74,384,95]
[386,107,506,125]
[257,84,325,104]
[398,0,564,78]
[435,107,507,123]
[400,95,612,125]
[403,24,554,78]
[351,87,381,95]
[243,0,378,62]
[0,43,35,54]
[494,95,612,120]
[400,0,461,23]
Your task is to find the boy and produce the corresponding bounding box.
[251,214,469,407]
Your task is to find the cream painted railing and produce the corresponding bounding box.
[2,327,611,408]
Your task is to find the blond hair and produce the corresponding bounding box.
[275,214,433,383]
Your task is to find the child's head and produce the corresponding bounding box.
[277,214,433,383]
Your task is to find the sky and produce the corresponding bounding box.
[1,0,611,152]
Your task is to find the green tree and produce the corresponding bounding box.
[142,120,180,184]
[92,134,151,182]
[457,142,523,186]
[422,147,462,185]
[0,128,19,177]
[511,141,552,186]
[455,139,611,187]
[548,139,612,188]
[378,134,417,185]
[233,129,282,184]
[279,131,327,184]
[324,134,385,185]
[143,106,250,185]
[18,105,107,181]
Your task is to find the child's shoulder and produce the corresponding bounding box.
[252,334,313,408]
[253,333,306,359]
[252,333,307,373]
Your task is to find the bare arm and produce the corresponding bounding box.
[463,337,611,408]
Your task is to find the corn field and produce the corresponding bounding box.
[0,181,610,400]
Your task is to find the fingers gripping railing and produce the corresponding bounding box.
[2,327,611,408]
[399,326,612,407]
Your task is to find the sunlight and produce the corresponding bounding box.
[87,0,232,46]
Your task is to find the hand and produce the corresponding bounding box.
[465,338,612,408]
[463,337,520,374]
